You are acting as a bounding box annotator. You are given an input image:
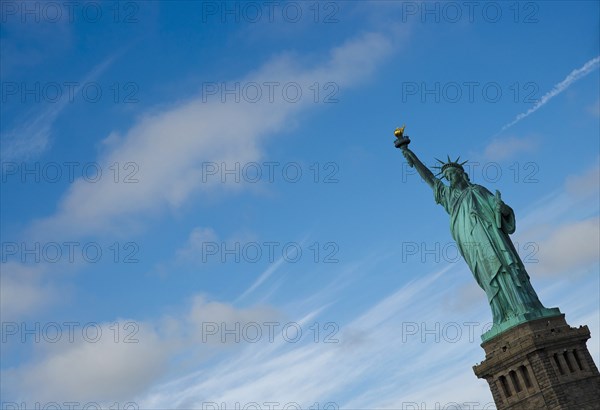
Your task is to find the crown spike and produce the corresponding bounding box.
[433,155,470,178]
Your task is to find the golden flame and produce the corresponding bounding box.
[394,125,406,138]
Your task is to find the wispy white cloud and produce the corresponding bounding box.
[516,161,599,235]
[0,262,62,321]
[2,295,282,404]
[9,253,593,408]
[132,263,499,409]
[1,55,117,162]
[26,31,394,241]
[482,135,539,161]
[587,98,600,117]
[175,226,219,263]
[496,56,600,134]
[565,160,600,198]
[529,217,599,277]
[237,233,311,301]
[512,162,599,278]
[237,256,287,301]
[2,320,170,404]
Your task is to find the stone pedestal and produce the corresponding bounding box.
[473,314,600,409]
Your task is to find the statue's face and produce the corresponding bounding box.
[445,168,464,187]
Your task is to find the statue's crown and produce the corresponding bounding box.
[433,155,468,178]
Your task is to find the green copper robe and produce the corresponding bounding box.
[433,179,546,325]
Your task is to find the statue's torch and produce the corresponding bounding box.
[394,125,411,150]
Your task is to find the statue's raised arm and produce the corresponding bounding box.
[394,126,437,188]
[402,147,437,188]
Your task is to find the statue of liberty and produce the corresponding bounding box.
[394,126,560,341]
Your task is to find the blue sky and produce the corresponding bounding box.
[1,1,599,408]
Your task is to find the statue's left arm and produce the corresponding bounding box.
[495,193,516,234]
